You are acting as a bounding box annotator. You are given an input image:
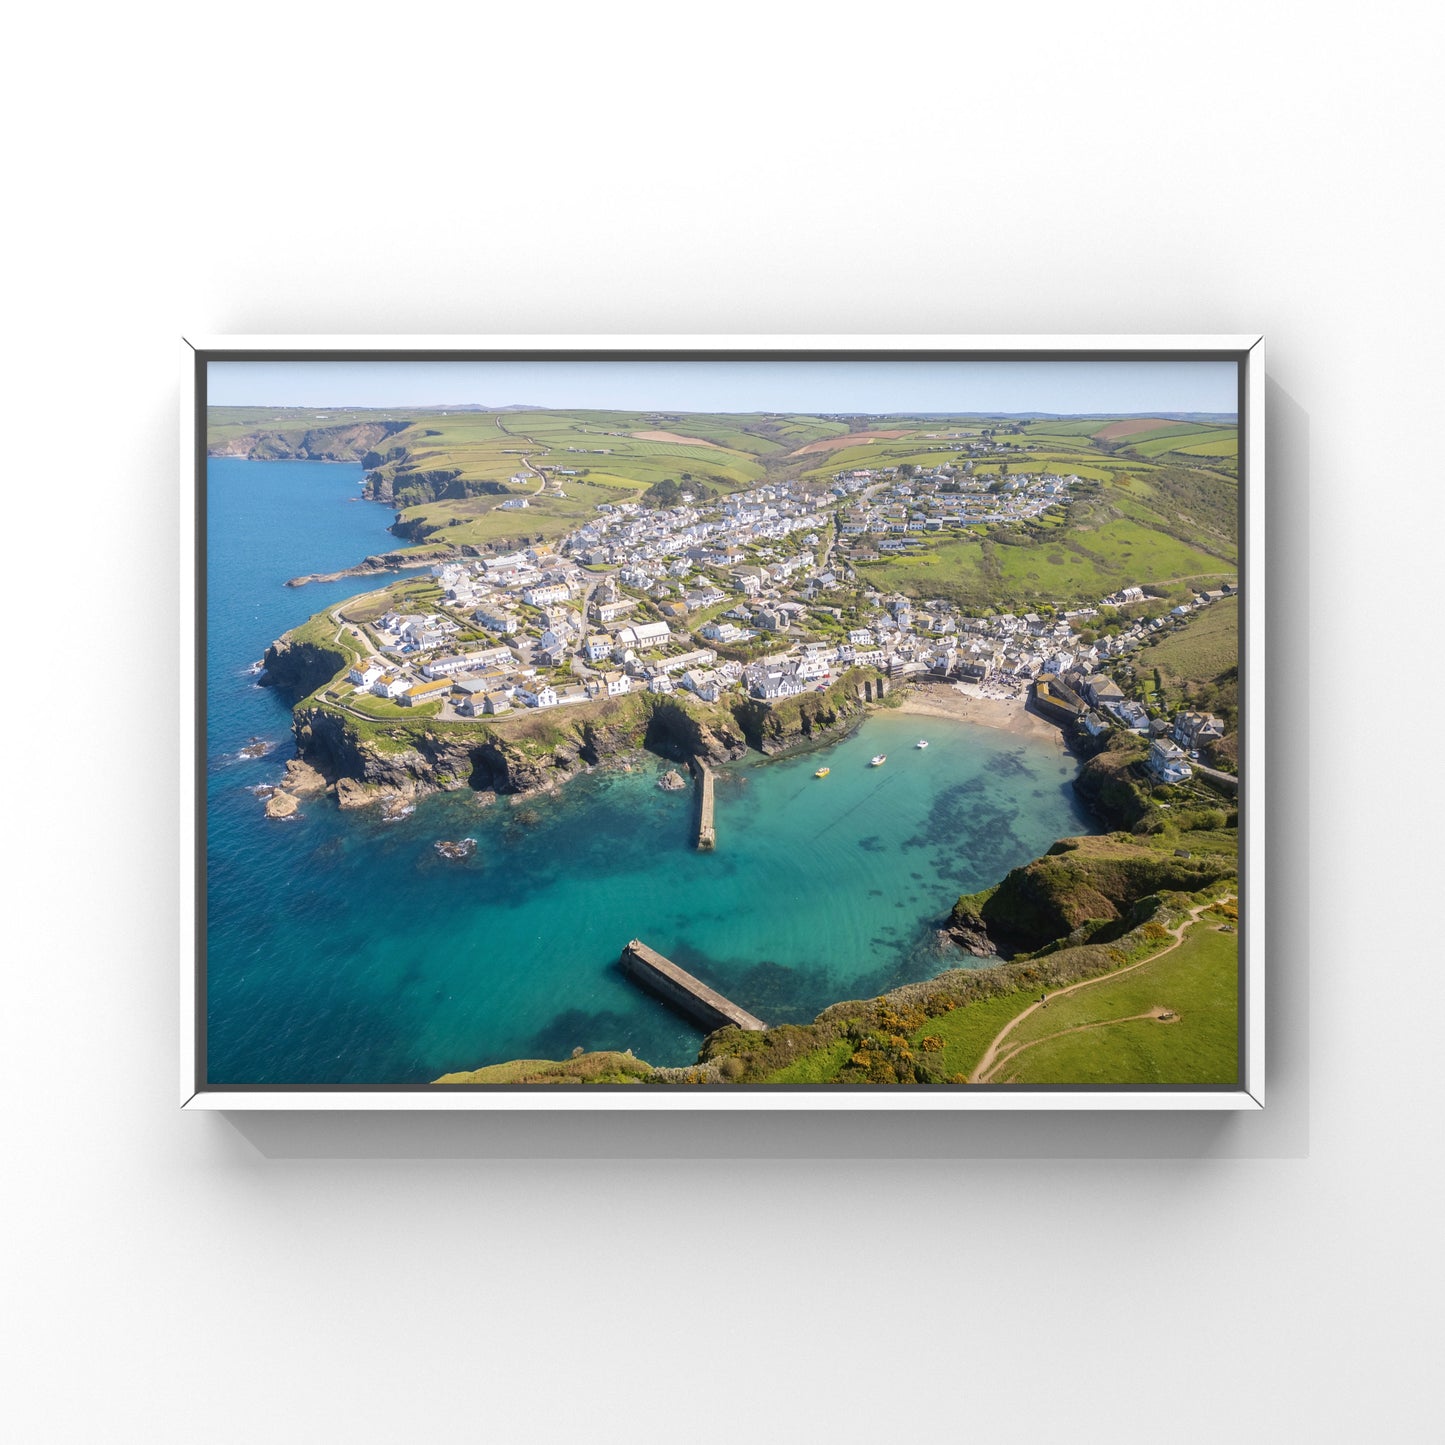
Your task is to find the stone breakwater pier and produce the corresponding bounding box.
[688,757,716,850]
[619,940,766,1033]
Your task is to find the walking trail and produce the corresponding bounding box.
[969,896,1233,1083]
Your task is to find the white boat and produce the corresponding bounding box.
[870,753,887,767]
[916,739,929,749]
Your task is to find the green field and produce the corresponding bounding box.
[1145,596,1238,688]
[1126,427,1239,459]
[1177,436,1239,458]
[988,912,1238,1085]
[339,691,443,721]
[906,988,1041,1082]
[855,518,1233,607]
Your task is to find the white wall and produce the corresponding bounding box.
[6,3,1440,1441]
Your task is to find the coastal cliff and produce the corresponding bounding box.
[946,832,1236,955]
[208,420,409,463]
[284,543,458,587]
[290,688,762,810]
[731,672,887,755]
[260,635,350,702]
[285,667,885,811]
[1070,732,1155,831]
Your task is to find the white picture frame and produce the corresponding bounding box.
[181,334,1265,1111]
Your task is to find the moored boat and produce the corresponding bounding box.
[815,766,830,778]
[916,739,929,749]
[870,753,887,767]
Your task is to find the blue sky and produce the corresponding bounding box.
[207,358,1238,416]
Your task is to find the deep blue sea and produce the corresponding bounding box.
[205,458,1095,1084]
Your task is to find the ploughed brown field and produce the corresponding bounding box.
[630,430,726,448]
[1093,418,1179,440]
[788,429,909,456]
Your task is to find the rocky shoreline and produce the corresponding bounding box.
[284,547,455,588]
[253,670,887,822]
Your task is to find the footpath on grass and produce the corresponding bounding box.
[969,896,1232,1084]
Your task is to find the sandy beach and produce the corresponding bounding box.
[897,680,1069,749]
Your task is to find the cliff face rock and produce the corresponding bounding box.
[288,675,881,813]
[1071,734,1154,831]
[640,699,747,765]
[260,636,348,702]
[293,709,602,806]
[264,791,300,820]
[363,465,464,507]
[209,420,409,463]
[284,545,457,587]
[730,669,882,755]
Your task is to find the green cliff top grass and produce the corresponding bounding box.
[434,1051,653,1085]
[987,910,1238,1085]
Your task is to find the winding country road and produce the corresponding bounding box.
[496,413,552,494]
[970,896,1233,1083]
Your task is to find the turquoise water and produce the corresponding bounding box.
[205,459,1095,1084]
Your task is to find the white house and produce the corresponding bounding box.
[647,673,674,695]
[516,683,559,708]
[602,671,632,697]
[421,653,486,680]
[681,669,725,703]
[370,673,410,700]
[348,661,384,688]
[1147,737,1194,784]
[614,621,671,651]
[522,583,571,608]
[701,620,745,644]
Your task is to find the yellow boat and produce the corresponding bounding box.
[814,766,830,778]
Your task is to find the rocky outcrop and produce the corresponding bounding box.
[639,699,747,766]
[281,758,328,795]
[1071,733,1155,831]
[284,545,456,587]
[259,636,348,702]
[209,420,409,463]
[948,833,1236,955]
[728,668,883,756]
[657,769,687,792]
[294,707,586,805]
[264,791,300,820]
[363,464,465,507]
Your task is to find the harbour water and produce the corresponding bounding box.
[205,458,1095,1084]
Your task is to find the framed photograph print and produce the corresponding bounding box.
[181,335,1264,1110]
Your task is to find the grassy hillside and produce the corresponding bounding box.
[847,427,1238,608]
[1140,596,1238,705]
[950,831,1236,952]
[988,907,1238,1084]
